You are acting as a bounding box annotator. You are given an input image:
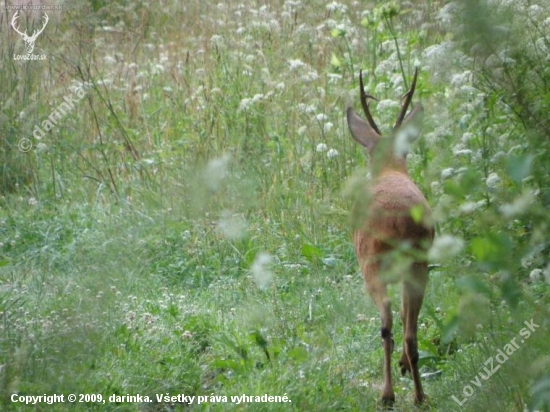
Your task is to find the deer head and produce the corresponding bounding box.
[11,11,49,55]
[347,68,424,176]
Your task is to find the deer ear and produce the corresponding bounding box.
[393,104,425,158]
[400,104,424,140]
[346,107,381,153]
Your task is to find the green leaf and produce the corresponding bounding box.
[288,346,308,362]
[301,243,322,262]
[330,53,341,70]
[456,276,494,298]
[410,204,424,224]
[360,17,373,28]
[330,28,346,38]
[443,169,481,199]
[442,314,460,345]
[249,329,268,351]
[506,154,534,184]
[469,233,512,268]
[470,236,499,262]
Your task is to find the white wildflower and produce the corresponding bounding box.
[297,103,316,114]
[529,268,543,281]
[459,201,479,214]
[381,40,397,53]
[288,59,306,70]
[302,71,319,82]
[390,73,404,94]
[322,256,338,266]
[521,256,533,268]
[423,42,450,60]
[460,85,477,95]
[430,181,442,195]
[441,168,454,179]
[239,98,252,112]
[528,5,543,19]
[327,73,342,84]
[374,59,396,76]
[450,70,473,88]
[498,49,516,66]
[452,144,472,156]
[104,55,117,65]
[326,1,347,13]
[376,99,400,113]
[217,210,247,240]
[96,78,112,86]
[459,114,471,128]
[210,34,224,45]
[204,153,231,190]
[327,148,339,159]
[316,113,328,122]
[316,143,328,152]
[252,93,264,103]
[251,252,273,290]
[324,122,334,133]
[500,190,535,218]
[428,234,465,261]
[436,3,459,24]
[356,313,368,322]
[486,172,501,189]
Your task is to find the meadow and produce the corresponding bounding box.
[1,0,549,411]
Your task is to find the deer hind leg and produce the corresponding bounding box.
[363,261,395,405]
[400,262,428,404]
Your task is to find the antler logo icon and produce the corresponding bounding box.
[11,10,49,55]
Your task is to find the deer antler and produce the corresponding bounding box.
[11,11,49,40]
[359,70,381,135]
[394,68,418,129]
[11,11,28,39]
[31,13,49,40]
[32,13,50,39]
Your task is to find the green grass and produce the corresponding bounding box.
[1,1,550,411]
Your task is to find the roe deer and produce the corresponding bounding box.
[346,69,433,405]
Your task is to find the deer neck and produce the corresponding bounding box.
[371,157,408,178]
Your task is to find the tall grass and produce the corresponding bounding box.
[1,0,549,411]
